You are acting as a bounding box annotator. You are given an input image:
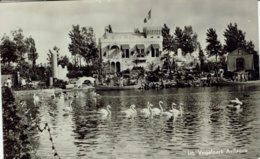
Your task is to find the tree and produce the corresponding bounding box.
[162,24,175,52]
[68,25,99,66]
[58,55,70,68]
[206,28,222,61]
[174,26,198,55]
[2,87,40,158]
[245,40,257,55]
[25,36,38,68]
[198,43,206,71]
[0,35,18,65]
[223,23,246,53]
[11,29,28,61]
[1,29,38,68]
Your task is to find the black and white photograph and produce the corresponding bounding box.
[0,0,260,158]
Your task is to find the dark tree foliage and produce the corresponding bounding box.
[223,23,246,53]
[68,25,99,66]
[174,26,198,55]
[198,43,206,71]
[2,87,40,158]
[25,36,38,68]
[58,55,70,68]
[206,28,222,61]
[11,29,28,61]
[245,40,257,55]
[0,36,18,64]
[162,24,175,52]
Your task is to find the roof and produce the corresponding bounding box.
[228,48,252,56]
[103,32,144,39]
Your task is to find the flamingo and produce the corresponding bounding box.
[152,101,164,116]
[98,105,112,117]
[140,102,153,118]
[121,104,137,118]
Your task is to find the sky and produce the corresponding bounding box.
[0,0,258,64]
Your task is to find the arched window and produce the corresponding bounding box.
[111,62,115,73]
[116,62,121,72]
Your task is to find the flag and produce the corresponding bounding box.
[144,9,151,23]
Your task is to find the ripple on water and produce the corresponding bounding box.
[16,86,260,158]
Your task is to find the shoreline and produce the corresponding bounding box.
[11,79,260,94]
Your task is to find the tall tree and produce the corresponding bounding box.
[162,24,175,52]
[0,29,29,65]
[223,23,246,52]
[11,29,28,61]
[25,36,38,68]
[245,40,257,55]
[68,25,99,67]
[174,26,198,55]
[0,35,18,65]
[206,28,222,61]
[198,43,206,71]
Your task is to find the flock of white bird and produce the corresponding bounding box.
[98,101,184,120]
[32,92,244,119]
[227,97,243,112]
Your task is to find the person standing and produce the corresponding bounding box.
[6,78,12,88]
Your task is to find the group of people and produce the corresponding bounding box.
[3,78,12,88]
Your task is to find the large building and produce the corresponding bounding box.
[99,26,163,73]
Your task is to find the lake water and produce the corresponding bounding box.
[18,85,260,159]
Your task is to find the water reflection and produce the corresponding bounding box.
[17,85,260,158]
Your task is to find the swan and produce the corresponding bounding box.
[98,105,112,117]
[63,101,73,112]
[179,102,184,117]
[51,92,56,99]
[152,101,164,116]
[161,106,173,118]
[227,103,242,112]
[121,104,137,118]
[229,98,243,105]
[59,93,64,99]
[169,102,182,120]
[33,93,40,105]
[140,102,153,118]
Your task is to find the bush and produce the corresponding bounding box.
[2,87,40,159]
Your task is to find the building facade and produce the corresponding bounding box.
[227,48,254,72]
[99,26,163,73]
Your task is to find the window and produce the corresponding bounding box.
[121,44,130,58]
[126,49,129,58]
[155,49,159,57]
[137,49,145,57]
[136,44,145,57]
[151,44,160,57]
[151,48,155,57]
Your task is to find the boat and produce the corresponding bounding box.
[95,85,140,91]
[217,78,260,86]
